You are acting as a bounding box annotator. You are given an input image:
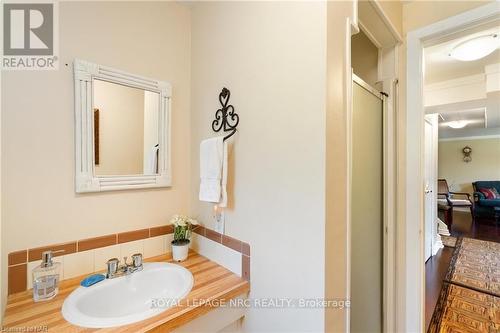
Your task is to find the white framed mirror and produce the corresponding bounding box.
[73,59,171,193]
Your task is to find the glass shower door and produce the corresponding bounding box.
[350,77,384,333]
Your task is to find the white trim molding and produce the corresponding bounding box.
[426,114,443,258]
[439,134,500,142]
[73,59,172,193]
[485,63,500,92]
[424,74,487,107]
[425,73,485,92]
[432,229,444,257]
[404,3,500,332]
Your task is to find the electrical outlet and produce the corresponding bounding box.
[214,210,225,234]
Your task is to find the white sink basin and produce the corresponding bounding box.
[62,262,194,328]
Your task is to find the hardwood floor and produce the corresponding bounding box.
[425,210,500,331]
[450,210,500,243]
[425,246,453,331]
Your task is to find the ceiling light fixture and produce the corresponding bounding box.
[449,34,499,61]
[446,120,469,129]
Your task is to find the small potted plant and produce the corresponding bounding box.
[170,215,198,262]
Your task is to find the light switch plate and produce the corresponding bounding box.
[214,210,225,234]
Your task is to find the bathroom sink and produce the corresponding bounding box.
[62,262,194,328]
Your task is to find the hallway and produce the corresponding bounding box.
[425,210,500,331]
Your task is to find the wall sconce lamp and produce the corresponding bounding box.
[462,146,472,163]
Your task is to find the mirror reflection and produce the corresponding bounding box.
[92,79,160,176]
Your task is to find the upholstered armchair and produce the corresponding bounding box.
[472,181,500,222]
[437,179,474,226]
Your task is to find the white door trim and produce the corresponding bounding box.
[349,1,401,330]
[424,114,443,260]
[403,3,500,332]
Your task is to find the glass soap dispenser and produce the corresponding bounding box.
[32,250,61,302]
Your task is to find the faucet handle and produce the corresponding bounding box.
[106,258,119,278]
[131,253,143,268]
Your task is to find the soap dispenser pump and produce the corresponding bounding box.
[32,250,61,302]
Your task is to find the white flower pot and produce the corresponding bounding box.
[171,240,190,262]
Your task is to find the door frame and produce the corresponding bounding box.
[423,114,442,262]
[347,1,402,331]
[423,117,434,262]
[403,3,500,331]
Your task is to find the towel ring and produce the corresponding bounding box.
[212,88,239,141]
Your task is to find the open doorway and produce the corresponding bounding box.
[404,3,500,331]
[423,21,500,331]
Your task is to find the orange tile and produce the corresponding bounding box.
[150,225,173,237]
[28,242,77,262]
[117,229,149,244]
[78,234,116,252]
[222,235,242,253]
[242,242,250,256]
[242,255,250,281]
[205,228,222,243]
[8,250,27,266]
[8,264,27,294]
[193,225,206,236]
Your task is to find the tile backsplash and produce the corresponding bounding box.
[25,235,171,290]
[8,225,250,295]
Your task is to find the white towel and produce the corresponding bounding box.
[199,137,228,204]
[145,145,159,175]
[219,140,228,207]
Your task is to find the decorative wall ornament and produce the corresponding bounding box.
[212,87,239,141]
[462,146,472,163]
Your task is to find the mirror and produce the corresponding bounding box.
[93,80,160,176]
[74,59,171,193]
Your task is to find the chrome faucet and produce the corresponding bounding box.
[106,253,143,279]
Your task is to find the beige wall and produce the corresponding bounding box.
[94,80,145,175]
[351,30,379,86]
[190,2,327,331]
[438,138,500,194]
[402,0,492,33]
[378,0,403,36]
[1,0,191,267]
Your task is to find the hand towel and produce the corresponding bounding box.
[145,144,159,175]
[199,137,224,202]
[219,140,228,207]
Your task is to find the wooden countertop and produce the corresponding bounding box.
[3,252,250,332]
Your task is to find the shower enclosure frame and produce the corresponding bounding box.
[346,2,402,331]
[350,72,386,332]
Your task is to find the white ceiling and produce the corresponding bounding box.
[425,22,500,139]
[439,108,486,129]
[425,23,500,84]
[438,108,486,138]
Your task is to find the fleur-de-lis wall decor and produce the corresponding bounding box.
[212,87,239,141]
